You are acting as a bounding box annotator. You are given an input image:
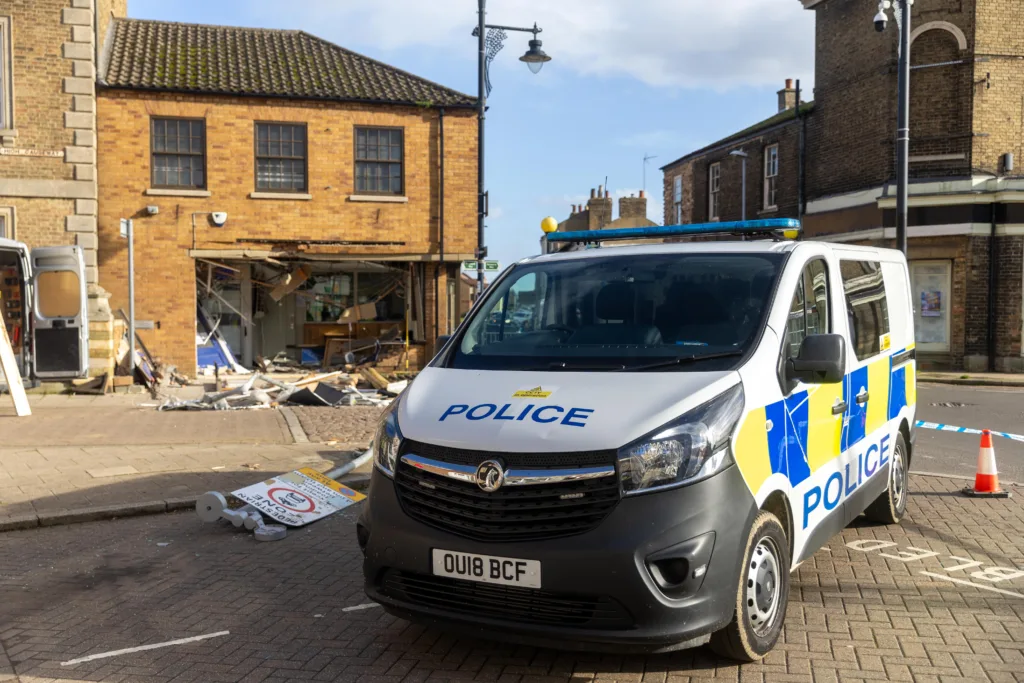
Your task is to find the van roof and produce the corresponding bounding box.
[526,239,906,265]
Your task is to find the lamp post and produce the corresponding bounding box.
[474,1,551,298]
[730,149,749,222]
[874,0,912,255]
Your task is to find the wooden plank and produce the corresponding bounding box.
[0,312,30,416]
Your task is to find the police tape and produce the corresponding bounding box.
[915,421,1024,444]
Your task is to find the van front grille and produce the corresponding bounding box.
[394,441,620,542]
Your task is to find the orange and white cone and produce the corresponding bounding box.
[963,430,1011,498]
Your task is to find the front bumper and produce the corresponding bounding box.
[358,463,757,652]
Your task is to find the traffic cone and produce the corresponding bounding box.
[963,430,1011,498]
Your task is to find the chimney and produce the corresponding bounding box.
[587,187,613,231]
[778,78,798,113]
[590,188,596,199]
[619,190,648,221]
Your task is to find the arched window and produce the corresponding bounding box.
[908,24,970,176]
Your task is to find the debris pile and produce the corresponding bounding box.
[157,368,408,411]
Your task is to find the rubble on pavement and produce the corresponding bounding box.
[156,365,411,411]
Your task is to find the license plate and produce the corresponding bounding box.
[431,549,541,588]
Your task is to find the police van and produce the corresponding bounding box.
[358,219,916,661]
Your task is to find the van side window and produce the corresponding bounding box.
[784,259,830,360]
[840,260,890,360]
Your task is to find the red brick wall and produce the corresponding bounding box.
[97,89,478,374]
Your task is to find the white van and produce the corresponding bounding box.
[0,238,89,382]
[358,220,917,661]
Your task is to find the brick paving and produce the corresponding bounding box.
[0,474,1021,682]
[290,406,385,446]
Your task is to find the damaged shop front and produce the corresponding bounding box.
[193,247,466,376]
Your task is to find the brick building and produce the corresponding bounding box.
[663,0,1024,372]
[96,18,478,376]
[0,0,127,377]
[661,82,810,230]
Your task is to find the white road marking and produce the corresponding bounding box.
[342,603,381,612]
[920,572,1024,599]
[61,631,230,666]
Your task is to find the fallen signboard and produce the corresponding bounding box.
[231,467,366,527]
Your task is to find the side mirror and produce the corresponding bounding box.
[787,334,846,385]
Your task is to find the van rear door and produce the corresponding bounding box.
[31,246,88,379]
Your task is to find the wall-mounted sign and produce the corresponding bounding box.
[0,148,64,158]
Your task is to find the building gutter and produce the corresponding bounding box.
[797,80,806,220]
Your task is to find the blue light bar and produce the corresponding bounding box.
[546,218,801,243]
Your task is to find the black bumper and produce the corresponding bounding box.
[358,464,758,653]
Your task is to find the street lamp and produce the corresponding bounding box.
[474,3,551,298]
[874,0,913,256]
[730,149,749,222]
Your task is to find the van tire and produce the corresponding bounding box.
[864,431,909,525]
[708,511,790,662]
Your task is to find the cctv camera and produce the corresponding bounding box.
[211,212,228,227]
[874,10,888,32]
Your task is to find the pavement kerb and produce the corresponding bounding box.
[918,376,1024,387]
[0,497,199,533]
[279,406,310,444]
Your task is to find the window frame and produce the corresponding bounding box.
[150,117,208,190]
[0,206,13,240]
[253,121,309,193]
[764,144,779,210]
[708,162,721,220]
[353,125,405,196]
[840,259,891,362]
[0,16,14,134]
[782,258,831,363]
[673,175,683,224]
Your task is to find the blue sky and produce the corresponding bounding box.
[130,0,815,270]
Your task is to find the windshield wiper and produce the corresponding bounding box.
[545,361,628,371]
[616,350,745,372]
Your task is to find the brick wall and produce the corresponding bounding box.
[805,0,976,199]
[96,89,478,375]
[3,198,76,247]
[973,0,1024,176]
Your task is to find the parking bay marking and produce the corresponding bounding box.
[61,631,230,666]
[342,603,381,612]
[846,540,1024,598]
[919,572,1024,599]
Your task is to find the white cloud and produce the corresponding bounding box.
[266,0,814,90]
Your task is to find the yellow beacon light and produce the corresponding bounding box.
[782,228,800,240]
[541,216,558,234]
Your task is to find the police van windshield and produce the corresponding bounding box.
[449,252,785,372]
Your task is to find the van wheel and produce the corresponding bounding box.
[708,511,790,662]
[865,431,909,525]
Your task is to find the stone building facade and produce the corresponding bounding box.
[0,0,127,378]
[662,0,1024,372]
[96,19,478,376]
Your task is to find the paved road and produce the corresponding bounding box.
[916,384,1024,484]
[1,474,1023,683]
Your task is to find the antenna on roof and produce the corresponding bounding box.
[643,153,658,193]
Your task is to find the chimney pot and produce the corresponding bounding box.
[605,190,610,198]
[590,188,596,199]
[640,190,646,198]
[598,185,604,196]
[786,78,794,89]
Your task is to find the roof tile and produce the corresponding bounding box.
[102,18,476,107]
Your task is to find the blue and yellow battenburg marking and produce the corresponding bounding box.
[735,346,915,497]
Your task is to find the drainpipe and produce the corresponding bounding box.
[796,79,806,222]
[988,203,997,372]
[435,108,445,341]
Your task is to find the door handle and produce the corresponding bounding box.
[856,390,869,405]
[832,401,848,415]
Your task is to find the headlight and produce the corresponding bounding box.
[618,384,744,495]
[373,399,403,478]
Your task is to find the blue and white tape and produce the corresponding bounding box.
[916,421,1024,445]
